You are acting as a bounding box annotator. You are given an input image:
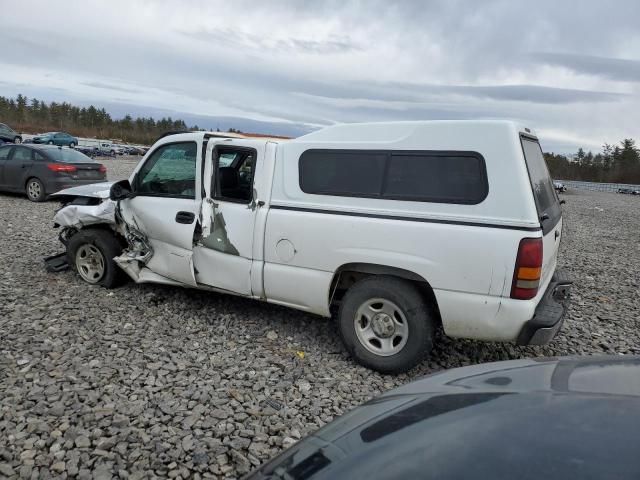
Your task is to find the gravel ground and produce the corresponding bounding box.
[1,157,639,479]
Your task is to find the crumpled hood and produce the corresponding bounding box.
[50,181,115,200]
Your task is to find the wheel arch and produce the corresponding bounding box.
[25,175,41,188]
[329,262,442,326]
[75,224,126,245]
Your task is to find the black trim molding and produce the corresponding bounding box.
[270,204,541,232]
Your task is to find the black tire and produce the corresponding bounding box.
[14,136,21,144]
[47,140,54,145]
[67,229,126,288]
[69,142,76,148]
[25,177,46,202]
[338,276,435,374]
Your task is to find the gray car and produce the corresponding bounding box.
[0,144,107,202]
[0,122,22,144]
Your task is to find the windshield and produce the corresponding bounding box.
[46,148,95,163]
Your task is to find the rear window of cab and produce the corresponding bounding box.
[299,149,488,204]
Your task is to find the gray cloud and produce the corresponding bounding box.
[293,82,624,105]
[532,53,640,83]
[182,28,360,54]
[81,81,142,94]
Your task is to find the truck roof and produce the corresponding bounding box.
[292,120,537,144]
[159,121,537,145]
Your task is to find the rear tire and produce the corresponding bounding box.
[67,229,126,288]
[338,276,435,374]
[14,137,21,144]
[69,142,76,148]
[47,140,54,145]
[26,177,46,202]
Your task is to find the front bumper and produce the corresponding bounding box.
[516,269,572,345]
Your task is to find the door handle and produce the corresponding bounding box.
[175,211,195,224]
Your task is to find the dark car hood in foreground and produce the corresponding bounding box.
[247,356,640,480]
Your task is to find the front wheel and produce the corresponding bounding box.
[338,276,435,374]
[14,137,21,144]
[47,140,54,145]
[69,142,76,148]
[67,229,126,288]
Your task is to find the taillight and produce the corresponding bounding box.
[99,165,107,174]
[47,163,77,173]
[511,238,543,300]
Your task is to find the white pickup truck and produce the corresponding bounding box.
[49,121,571,373]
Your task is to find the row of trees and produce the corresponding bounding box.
[2,94,639,182]
[544,139,640,184]
[0,94,191,145]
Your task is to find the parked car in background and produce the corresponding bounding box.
[121,145,144,155]
[245,355,640,480]
[96,142,120,156]
[32,131,78,147]
[0,144,106,202]
[618,187,640,195]
[127,146,145,155]
[0,123,22,144]
[553,180,567,192]
[50,121,570,373]
[74,145,97,158]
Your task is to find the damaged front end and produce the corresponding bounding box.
[111,208,154,281]
[46,182,155,280]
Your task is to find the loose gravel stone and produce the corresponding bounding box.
[0,464,15,477]
[0,160,638,478]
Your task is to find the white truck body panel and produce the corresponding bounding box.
[54,121,565,350]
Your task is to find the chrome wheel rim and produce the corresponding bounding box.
[27,180,41,200]
[354,298,408,356]
[75,244,105,284]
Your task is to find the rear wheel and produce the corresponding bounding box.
[67,229,126,288]
[47,140,54,145]
[69,142,76,148]
[13,137,21,144]
[26,177,46,202]
[338,276,435,374]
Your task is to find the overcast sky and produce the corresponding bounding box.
[2,0,640,151]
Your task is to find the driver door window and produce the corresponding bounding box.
[213,148,256,203]
[137,142,197,198]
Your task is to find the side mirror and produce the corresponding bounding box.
[110,179,134,201]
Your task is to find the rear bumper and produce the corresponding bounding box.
[516,269,572,345]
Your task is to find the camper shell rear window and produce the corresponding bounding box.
[299,149,488,205]
[520,136,561,233]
